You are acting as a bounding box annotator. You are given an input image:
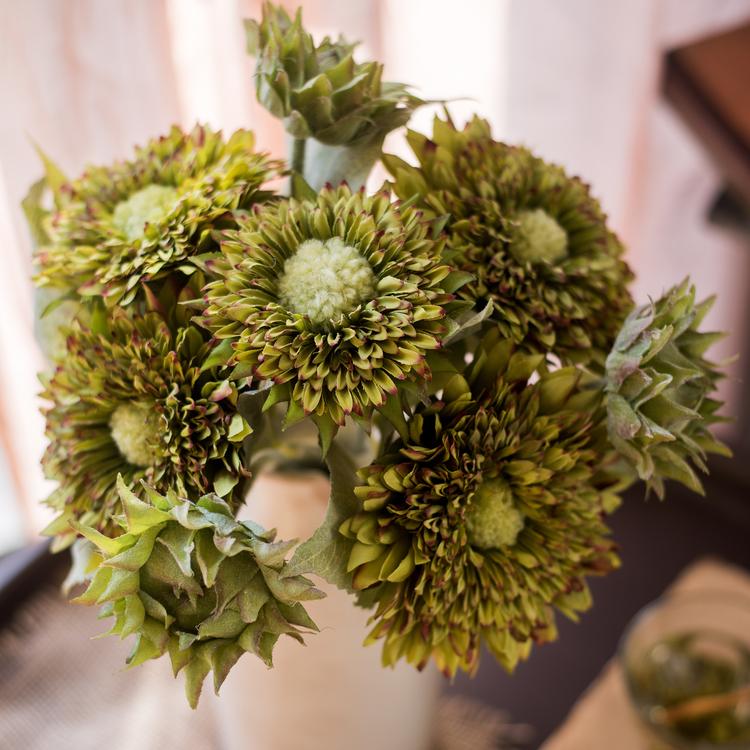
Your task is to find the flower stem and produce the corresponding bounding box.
[291,138,306,177]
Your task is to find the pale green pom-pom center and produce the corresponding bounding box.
[278,238,376,326]
[112,184,179,241]
[511,208,568,264]
[109,402,163,467]
[466,477,525,549]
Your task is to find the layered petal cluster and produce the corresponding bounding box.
[605,279,731,498]
[245,3,421,145]
[41,310,251,545]
[74,478,322,707]
[202,185,462,427]
[384,116,634,366]
[340,333,621,676]
[35,125,281,305]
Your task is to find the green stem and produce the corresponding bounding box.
[291,138,306,177]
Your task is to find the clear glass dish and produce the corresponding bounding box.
[619,590,750,749]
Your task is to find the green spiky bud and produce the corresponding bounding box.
[245,3,421,146]
[72,477,323,708]
[605,278,731,498]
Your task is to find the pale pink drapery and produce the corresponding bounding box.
[1,0,748,545]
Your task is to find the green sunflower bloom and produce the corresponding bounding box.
[605,278,731,498]
[73,477,322,708]
[245,3,421,146]
[41,310,252,546]
[201,184,463,428]
[34,125,282,305]
[340,332,621,676]
[384,116,634,366]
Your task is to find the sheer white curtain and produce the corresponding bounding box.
[0,0,183,542]
[1,0,748,548]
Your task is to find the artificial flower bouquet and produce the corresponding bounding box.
[25,3,730,708]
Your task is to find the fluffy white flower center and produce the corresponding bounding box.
[277,238,376,326]
[112,184,179,241]
[109,402,162,468]
[512,208,568,264]
[466,477,525,549]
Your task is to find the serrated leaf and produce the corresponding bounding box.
[291,173,317,201]
[200,338,234,373]
[31,142,68,206]
[194,528,226,587]
[441,300,493,346]
[378,394,408,441]
[106,525,161,571]
[118,476,173,533]
[312,413,338,457]
[213,468,239,498]
[21,177,50,247]
[183,646,212,709]
[283,441,359,591]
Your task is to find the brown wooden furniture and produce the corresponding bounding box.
[664,22,750,207]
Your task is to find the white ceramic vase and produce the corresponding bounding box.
[215,472,441,750]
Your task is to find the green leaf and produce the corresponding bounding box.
[538,368,580,414]
[167,635,192,676]
[442,270,474,294]
[70,521,130,557]
[211,642,244,693]
[441,300,493,346]
[118,476,173,533]
[106,525,161,571]
[260,565,324,603]
[72,566,113,605]
[312,413,338,457]
[184,646,212,709]
[283,398,307,428]
[213,468,239,498]
[506,352,545,383]
[21,177,50,247]
[157,525,196,579]
[236,573,269,623]
[283,441,359,591]
[227,414,253,443]
[377,394,408,441]
[31,143,68,207]
[261,382,290,413]
[200,338,234,373]
[197,608,246,639]
[244,18,261,55]
[291,173,317,201]
[120,594,146,638]
[194,528,226,587]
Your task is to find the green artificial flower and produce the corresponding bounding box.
[202,184,465,429]
[73,477,322,708]
[35,125,281,305]
[340,332,621,676]
[41,309,251,546]
[245,3,421,146]
[384,116,634,367]
[605,278,731,498]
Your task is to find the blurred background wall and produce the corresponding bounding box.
[1,0,748,552]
